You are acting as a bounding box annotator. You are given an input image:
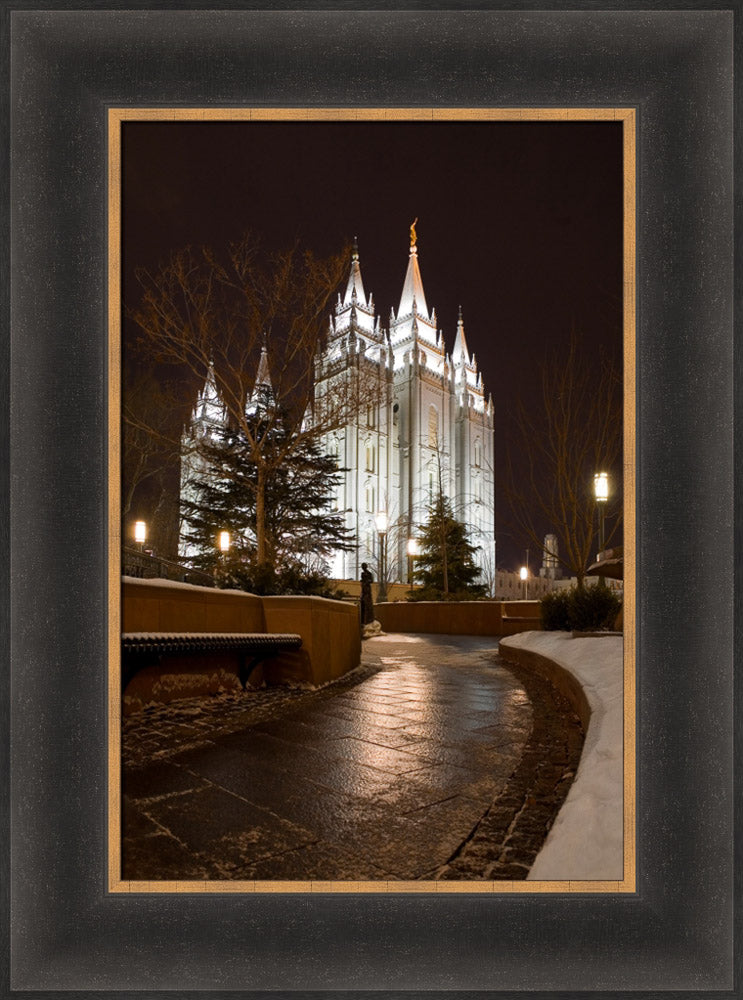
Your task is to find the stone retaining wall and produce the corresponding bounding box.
[261,595,361,686]
[374,599,542,636]
[121,578,361,713]
[122,578,266,633]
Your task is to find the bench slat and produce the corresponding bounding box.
[121,632,303,692]
[123,633,301,655]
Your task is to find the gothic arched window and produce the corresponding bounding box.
[428,405,439,448]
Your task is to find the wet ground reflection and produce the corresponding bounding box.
[123,635,538,881]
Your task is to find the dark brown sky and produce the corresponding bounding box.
[122,119,623,569]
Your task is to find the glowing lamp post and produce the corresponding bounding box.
[594,471,609,585]
[520,565,528,600]
[375,510,389,603]
[134,520,147,551]
[215,531,230,587]
[406,536,419,586]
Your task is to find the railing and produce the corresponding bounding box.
[121,546,215,587]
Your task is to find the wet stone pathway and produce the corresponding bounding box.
[122,634,583,881]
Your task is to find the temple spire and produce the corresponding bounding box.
[245,336,274,415]
[193,359,223,426]
[398,221,428,319]
[452,305,470,364]
[342,236,367,307]
[255,337,272,392]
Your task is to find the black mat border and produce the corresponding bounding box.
[4,5,737,997]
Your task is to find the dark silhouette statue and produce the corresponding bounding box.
[360,562,375,625]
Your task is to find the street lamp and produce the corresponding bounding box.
[374,510,389,603]
[520,565,528,600]
[134,520,147,551]
[406,536,419,586]
[594,472,609,585]
[215,530,230,587]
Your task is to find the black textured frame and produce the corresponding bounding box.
[4,6,737,996]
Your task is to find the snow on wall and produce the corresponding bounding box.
[500,630,625,882]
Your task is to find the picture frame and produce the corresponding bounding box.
[110,105,635,897]
[4,6,736,995]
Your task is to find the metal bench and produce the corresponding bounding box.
[121,632,303,691]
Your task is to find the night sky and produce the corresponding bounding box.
[122,119,623,570]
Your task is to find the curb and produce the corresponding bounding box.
[499,631,624,881]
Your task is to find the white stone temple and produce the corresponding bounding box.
[314,228,495,584]
[180,227,496,586]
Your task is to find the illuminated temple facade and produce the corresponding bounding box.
[314,232,495,584]
[181,231,495,585]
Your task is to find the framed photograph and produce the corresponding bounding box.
[5,6,736,995]
[111,107,634,896]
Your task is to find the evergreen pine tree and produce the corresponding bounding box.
[181,401,353,594]
[411,493,486,601]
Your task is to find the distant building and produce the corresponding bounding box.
[314,231,495,583]
[493,569,554,601]
[552,575,623,596]
[539,533,562,580]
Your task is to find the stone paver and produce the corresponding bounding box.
[122,634,583,881]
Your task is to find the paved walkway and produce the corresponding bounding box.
[122,634,583,881]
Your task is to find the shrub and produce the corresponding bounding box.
[407,587,488,603]
[567,585,622,632]
[541,585,622,632]
[541,589,572,631]
[218,557,346,598]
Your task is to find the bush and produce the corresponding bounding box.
[217,556,346,598]
[541,585,621,632]
[541,589,572,631]
[567,584,622,632]
[407,587,488,603]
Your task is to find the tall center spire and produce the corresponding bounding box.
[398,219,428,319]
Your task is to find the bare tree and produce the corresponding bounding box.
[122,368,183,518]
[128,233,374,567]
[502,331,622,587]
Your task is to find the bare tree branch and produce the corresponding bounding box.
[501,329,622,586]
[127,232,377,565]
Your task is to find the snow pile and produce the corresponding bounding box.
[362,620,386,639]
[500,630,625,881]
[123,575,255,596]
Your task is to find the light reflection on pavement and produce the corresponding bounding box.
[122,634,550,881]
